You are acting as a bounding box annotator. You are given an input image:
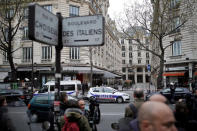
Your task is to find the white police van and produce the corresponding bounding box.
[34,80,82,97]
[87,86,130,103]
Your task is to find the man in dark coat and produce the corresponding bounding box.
[170,82,176,103]
[0,96,15,131]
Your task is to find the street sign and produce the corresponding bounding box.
[28,3,58,46]
[62,15,105,46]
[147,64,151,72]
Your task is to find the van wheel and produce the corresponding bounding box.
[116,97,123,103]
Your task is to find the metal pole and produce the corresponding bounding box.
[90,47,93,87]
[149,72,151,93]
[31,41,34,93]
[55,13,63,99]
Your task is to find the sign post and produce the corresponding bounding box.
[29,4,105,98]
[28,4,62,98]
[147,64,151,93]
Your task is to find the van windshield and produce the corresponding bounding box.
[39,85,48,93]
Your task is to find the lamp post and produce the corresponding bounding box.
[31,41,34,93]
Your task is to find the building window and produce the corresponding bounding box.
[122,67,126,72]
[122,46,125,51]
[138,59,141,64]
[137,67,143,72]
[146,52,149,58]
[3,51,8,62]
[145,38,149,44]
[42,46,52,60]
[129,39,132,44]
[138,52,141,57]
[122,52,125,57]
[43,5,52,12]
[129,46,132,51]
[6,9,14,19]
[170,0,181,9]
[122,60,125,64]
[172,41,181,56]
[23,47,32,62]
[70,47,79,59]
[129,60,132,64]
[23,27,28,40]
[69,5,79,17]
[121,39,124,44]
[4,28,8,41]
[137,75,143,83]
[146,46,149,51]
[171,17,180,32]
[129,52,132,58]
[146,60,149,64]
[128,69,133,73]
[23,7,28,19]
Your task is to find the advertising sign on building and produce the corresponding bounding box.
[62,15,105,46]
[28,3,58,46]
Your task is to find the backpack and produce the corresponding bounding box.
[129,103,138,119]
[62,115,80,131]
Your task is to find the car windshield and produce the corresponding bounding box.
[34,94,54,104]
[104,87,116,93]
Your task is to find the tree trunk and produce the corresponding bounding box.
[8,48,17,82]
[8,20,17,82]
[157,53,164,89]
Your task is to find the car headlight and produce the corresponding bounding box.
[123,94,129,97]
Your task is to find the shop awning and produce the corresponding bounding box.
[62,67,103,74]
[103,71,121,78]
[17,67,51,71]
[0,72,8,82]
[163,72,185,76]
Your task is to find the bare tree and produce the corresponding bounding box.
[115,0,196,88]
[0,0,33,82]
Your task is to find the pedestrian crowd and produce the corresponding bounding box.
[1,85,197,131]
[113,87,197,131]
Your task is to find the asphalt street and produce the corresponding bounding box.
[7,89,136,131]
[8,102,131,131]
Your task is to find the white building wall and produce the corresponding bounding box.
[0,0,122,79]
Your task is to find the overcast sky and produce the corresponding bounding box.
[108,0,142,20]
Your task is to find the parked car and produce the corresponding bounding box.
[0,89,32,105]
[87,86,130,103]
[27,93,78,121]
[145,87,192,101]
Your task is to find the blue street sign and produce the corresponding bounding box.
[147,64,151,71]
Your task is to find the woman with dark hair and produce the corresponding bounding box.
[0,96,15,131]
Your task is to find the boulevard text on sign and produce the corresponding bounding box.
[62,15,104,46]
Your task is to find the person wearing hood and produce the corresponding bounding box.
[61,99,91,131]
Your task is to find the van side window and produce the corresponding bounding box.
[61,85,75,91]
[77,84,82,90]
[50,85,55,91]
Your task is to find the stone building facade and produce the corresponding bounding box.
[0,0,122,87]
